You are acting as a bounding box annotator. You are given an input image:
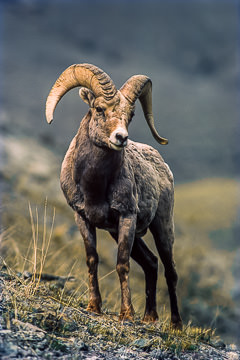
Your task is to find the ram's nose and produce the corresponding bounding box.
[110,128,128,150]
[115,132,128,145]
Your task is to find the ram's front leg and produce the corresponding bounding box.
[75,213,102,314]
[116,215,136,321]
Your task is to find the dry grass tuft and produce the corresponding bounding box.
[0,264,217,354]
[0,202,222,354]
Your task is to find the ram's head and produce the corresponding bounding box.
[45,63,168,150]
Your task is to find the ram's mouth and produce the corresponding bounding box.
[109,141,127,151]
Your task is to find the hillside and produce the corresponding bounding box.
[1,266,240,359]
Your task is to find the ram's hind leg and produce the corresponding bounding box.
[75,213,102,314]
[149,215,182,330]
[131,238,159,322]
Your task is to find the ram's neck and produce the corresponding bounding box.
[74,114,123,206]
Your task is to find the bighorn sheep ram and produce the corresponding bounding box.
[45,63,182,329]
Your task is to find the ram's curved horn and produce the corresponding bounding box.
[120,75,168,145]
[46,63,117,124]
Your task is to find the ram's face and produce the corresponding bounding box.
[81,90,135,151]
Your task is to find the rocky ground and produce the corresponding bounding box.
[0,267,239,360]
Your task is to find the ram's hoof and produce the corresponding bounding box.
[119,306,135,322]
[142,310,159,323]
[86,302,102,315]
[170,319,183,331]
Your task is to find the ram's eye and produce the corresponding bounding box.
[96,106,103,113]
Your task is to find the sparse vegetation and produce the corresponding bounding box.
[0,181,239,358]
[0,260,224,359]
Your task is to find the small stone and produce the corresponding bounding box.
[130,338,153,351]
[227,351,239,360]
[12,318,46,335]
[150,349,165,359]
[227,344,238,351]
[76,340,88,351]
[0,329,12,335]
[210,339,226,349]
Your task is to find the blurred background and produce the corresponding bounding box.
[0,0,239,345]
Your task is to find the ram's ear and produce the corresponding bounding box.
[79,87,96,107]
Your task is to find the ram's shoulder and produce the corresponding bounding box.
[125,140,173,183]
[126,139,161,157]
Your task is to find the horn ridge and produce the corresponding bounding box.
[76,64,117,100]
[120,75,168,145]
[45,63,117,123]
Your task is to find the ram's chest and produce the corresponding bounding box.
[73,173,121,230]
[82,202,119,231]
[74,188,120,231]
[74,174,159,234]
